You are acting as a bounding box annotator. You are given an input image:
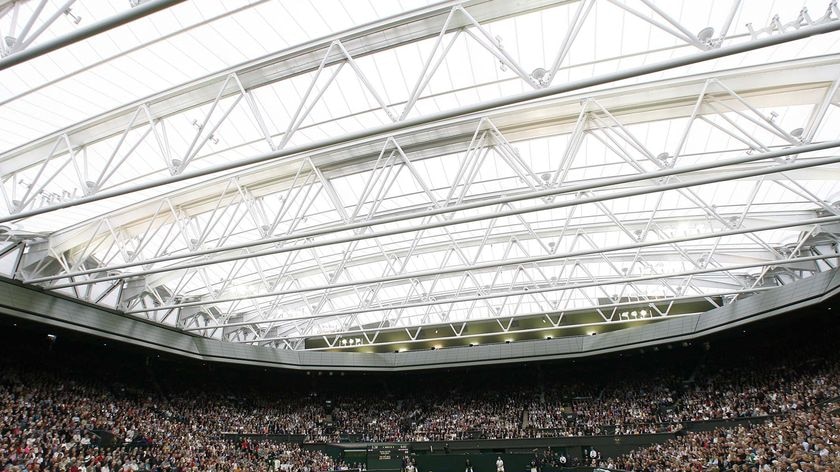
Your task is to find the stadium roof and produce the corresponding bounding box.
[1,0,840,353]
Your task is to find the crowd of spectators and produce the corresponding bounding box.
[0,366,334,471]
[332,390,532,442]
[521,345,840,438]
[0,321,837,470]
[599,408,840,471]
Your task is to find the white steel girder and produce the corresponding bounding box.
[1,3,838,228]
[37,54,840,254]
[24,72,840,288]
[0,0,573,179]
[4,2,840,349]
[125,214,840,315]
[0,0,79,59]
[0,0,185,65]
[16,61,840,340]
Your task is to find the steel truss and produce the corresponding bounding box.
[2,0,838,223]
[2,1,840,350]
[0,0,184,66]
[12,61,840,348]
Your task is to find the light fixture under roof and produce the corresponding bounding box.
[697,26,715,43]
[531,67,547,81]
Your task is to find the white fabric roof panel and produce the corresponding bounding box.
[0,0,839,350]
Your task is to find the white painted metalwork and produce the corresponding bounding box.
[2,0,840,350]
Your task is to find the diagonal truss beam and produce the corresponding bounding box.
[3,19,840,224]
[0,0,185,69]
[126,213,840,315]
[30,139,840,287]
[0,0,568,176]
[197,251,834,335]
[38,53,840,268]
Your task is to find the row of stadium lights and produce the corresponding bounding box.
[403,330,601,353]
[337,329,605,352]
[336,308,653,350]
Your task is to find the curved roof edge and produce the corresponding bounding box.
[0,268,837,371]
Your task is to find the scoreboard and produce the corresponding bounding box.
[367,444,409,471]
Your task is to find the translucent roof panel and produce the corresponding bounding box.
[1,0,840,350]
[0,0,438,149]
